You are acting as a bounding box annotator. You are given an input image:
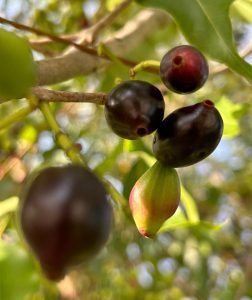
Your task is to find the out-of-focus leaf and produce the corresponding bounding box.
[0,29,36,100]
[136,0,252,82]
[19,124,38,144]
[159,207,227,233]
[0,197,19,219]
[0,239,57,300]
[0,216,9,237]
[232,0,252,22]
[123,158,149,199]
[131,151,156,167]
[95,140,124,176]
[106,0,123,11]
[123,139,152,155]
[215,96,244,138]
[181,184,200,223]
[158,207,187,232]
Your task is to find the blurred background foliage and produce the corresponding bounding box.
[0,0,252,299]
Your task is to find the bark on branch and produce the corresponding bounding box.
[36,9,170,86]
[33,87,107,105]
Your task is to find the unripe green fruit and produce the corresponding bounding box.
[0,29,36,100]
[129,161,180,238]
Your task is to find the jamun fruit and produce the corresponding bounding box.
[153,100,223,167]
[105,80,165,139]
[19,165,112,281]
[160,45,209,94]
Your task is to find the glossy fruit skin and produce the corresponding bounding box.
[160,45,209,94]
[105,80,165,139]
[19,165,112,281]
[130,161,180,238]
[153,100,223,167]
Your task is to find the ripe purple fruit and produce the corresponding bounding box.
[105,80,165,139]
[160,45,209,94]
[130,161,180,238]
[153,100,223,167]
[19,165,112,281]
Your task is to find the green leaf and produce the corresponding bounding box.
[0,29,36,100]
[215,96,244,138]
[123,139,152,155]
[95,140,124,176]
[181,184,200,223]
[0,197,19,219]
[123,158,149,199]
[159,207,226,233]
[232,0,252,22]
[106,0,123,11]
[0,216,9,237]
[0,239,57,300]
[19,124,38,144]
[136,0,252,82]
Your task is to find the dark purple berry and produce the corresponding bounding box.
[153,100,223,167]
[19,165,112,281]
[105,80,165,140]
[160,45,209,94]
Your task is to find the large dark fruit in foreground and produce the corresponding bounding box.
[160,45,209,94]
[153,100,223,167]
[19,165,112,281]
[105,80,165,139]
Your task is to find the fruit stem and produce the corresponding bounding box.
[129,60,160,78]
[0,105,35,133]
[39,102,87,167]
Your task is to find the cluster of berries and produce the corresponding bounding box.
[105,45,223,237]
[18,45,223,282]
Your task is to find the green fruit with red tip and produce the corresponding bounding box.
[129,161,180,238]
[160,45,209,94]
[153,100,223,167]
[19,165,112,281]
[105,80,165,140]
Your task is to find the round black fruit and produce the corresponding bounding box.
[160,45,209,94]
[153,100,223,167]
[19,165,112,281]
[105,80,165,139]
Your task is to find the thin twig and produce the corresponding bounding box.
[80,0,134,45]
[211,41,252,74]
[29,0,133,48]
[0,16,136,67]
[33,87,107,105]
[0,145,31,181]
[36,9,169,86]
